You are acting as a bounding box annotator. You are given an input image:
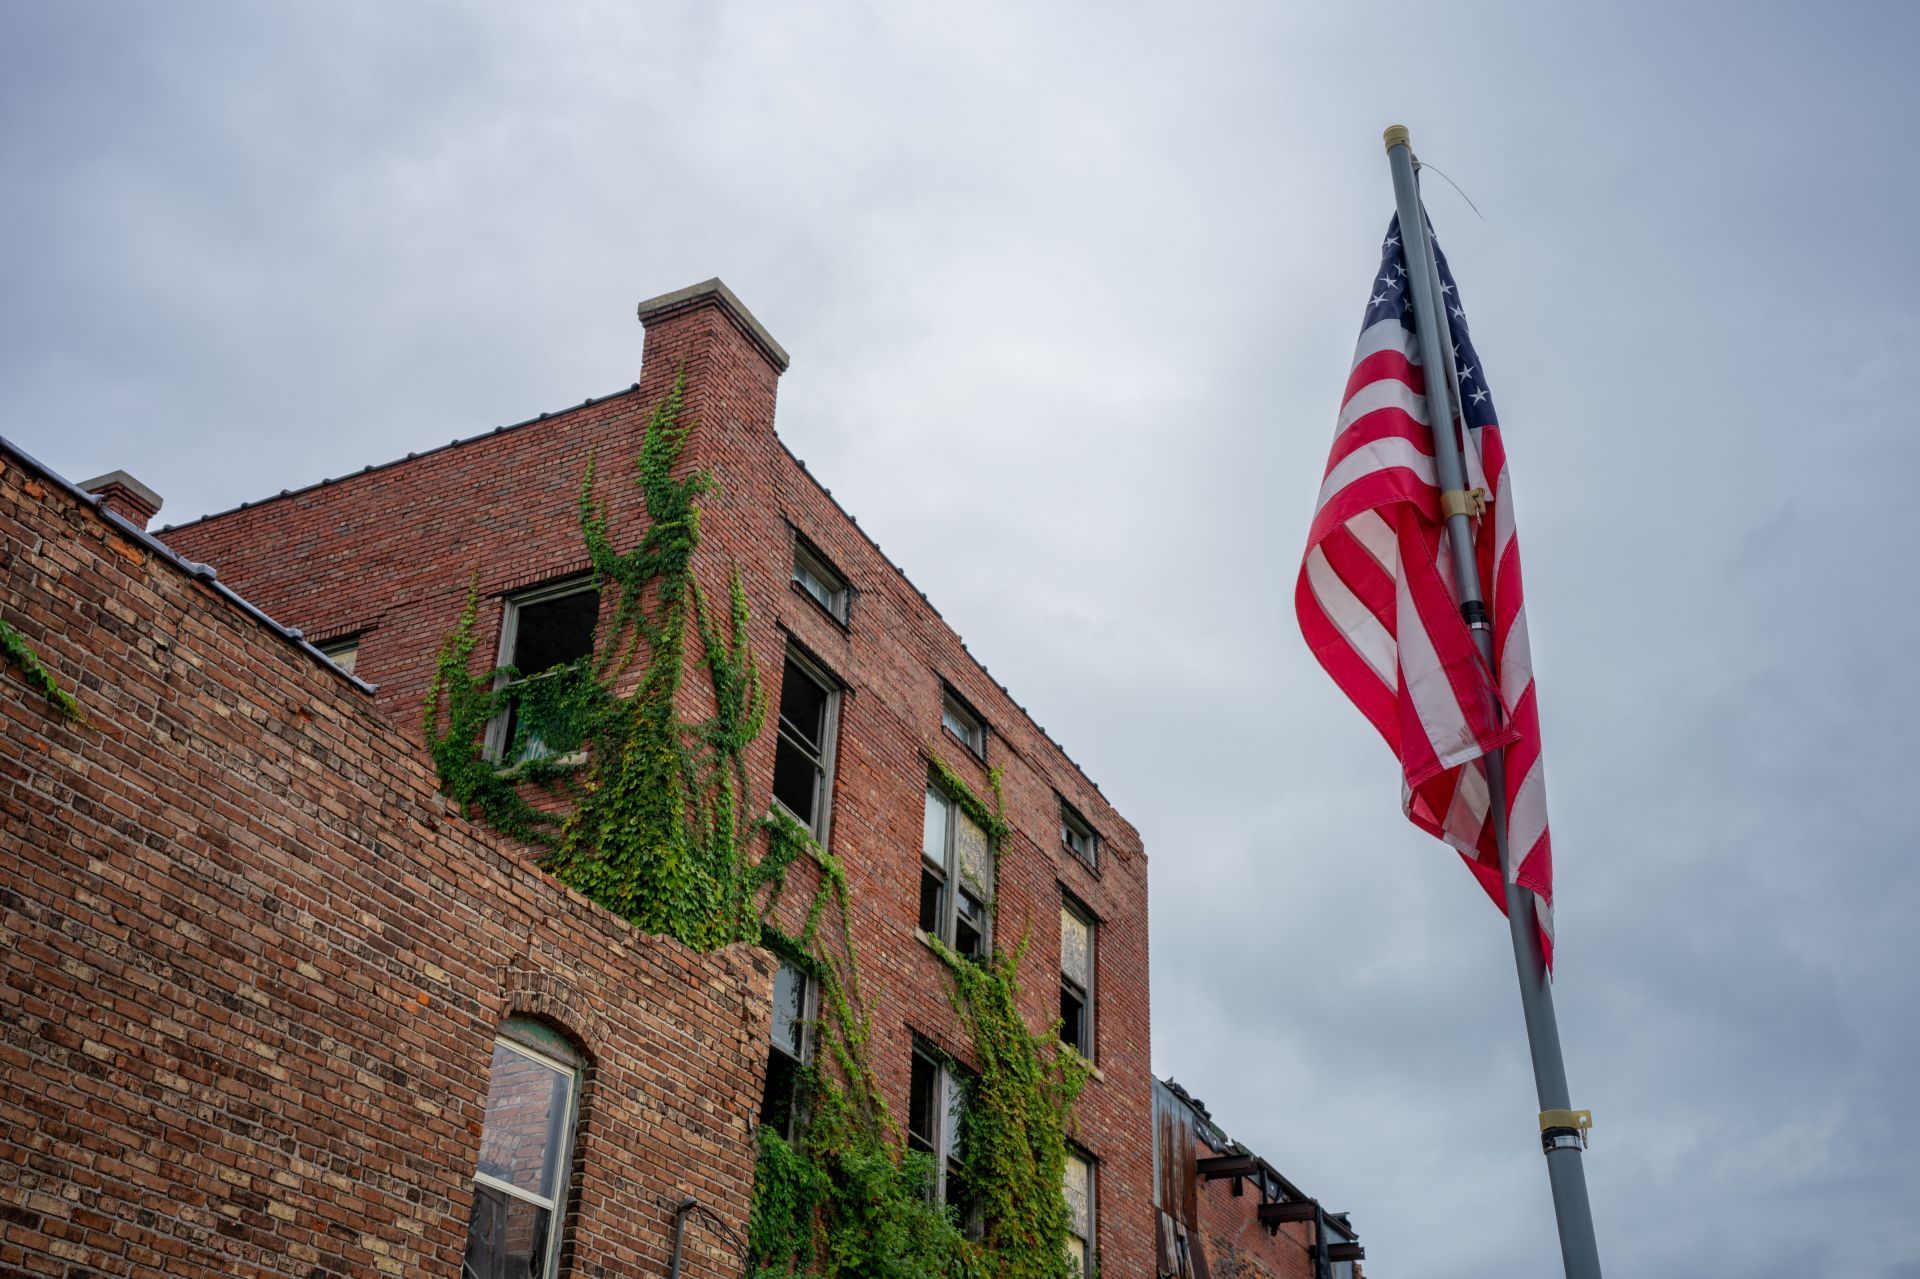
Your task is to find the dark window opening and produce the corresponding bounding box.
[772,653,836,835]
[908,1052,938,1155]
[1060,985,1088,1053]
[510,590,599,675]
[760,1051,800,1138]
[760,959,810,1141]
[493,584,600,764]
[955,890,986,959]
[919,869,945,935]
[907,1046,976,1233]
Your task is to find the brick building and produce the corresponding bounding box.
[1152,1080,1365,1279]
[4,279,1163,1276]
[2,442,767,1277]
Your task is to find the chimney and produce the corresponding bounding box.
[635,279,788,447]
[78,470,164,531]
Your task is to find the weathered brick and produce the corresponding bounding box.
[8,278,1157,1277]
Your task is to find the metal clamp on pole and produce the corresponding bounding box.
[1440,487,1488,519]
[1539,1109,1593,1153]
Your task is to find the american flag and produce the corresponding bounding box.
[1296,212,1554,965]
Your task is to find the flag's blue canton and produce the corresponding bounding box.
[1364,214,1497,433]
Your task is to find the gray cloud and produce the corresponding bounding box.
[5,2,1917,1274]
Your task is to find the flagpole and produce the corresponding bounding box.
[1383,124,1604,1279]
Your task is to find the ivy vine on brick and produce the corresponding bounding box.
[421,377,1086,1278]
[1,617,84,723]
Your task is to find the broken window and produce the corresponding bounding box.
[463,1020,581,1279]
[907,1046,975,1232]
[940,688,985,759]
[759,958,812,1140]
[1060,898,1095,1059]
[792,538,850,622]
[486,580,600,765]
[920,785,991,959]
[772,650,839,839]
[1063,1148,1095,1278]
[1060,800,1098,869]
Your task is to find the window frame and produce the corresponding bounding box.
[1063,1146,1096,1279]
[483,576,601,765]
[771,646,842,844]
[790,535,851,624]
[465,1020,583,1279]
[919,784,993,960]
[316,635,361,676]
[939,687,987,760]
[759,955,817,1141]
[1059,800,1099,871]
[1059,895,1096,1060]
[907,1044,976,1231]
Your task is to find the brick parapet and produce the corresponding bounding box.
[0,447,767,1278]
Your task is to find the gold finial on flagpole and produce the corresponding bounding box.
[1383,124,1411,153]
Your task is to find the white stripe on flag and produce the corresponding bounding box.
[1349,509,1397,571]
[1337,378,1429,436]
[1506,763,1550,882]
[1351,317,1420,368]
[1306,544,1397,688]
[1393,554,1479,769]
[1443,759,1491,842]
[1317,436,1438,510]
[1501,608,1533,709]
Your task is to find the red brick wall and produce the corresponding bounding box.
[0,451,769,1278]
[158,285,1157,1276]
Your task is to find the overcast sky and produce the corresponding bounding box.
[6,2,1918,1275]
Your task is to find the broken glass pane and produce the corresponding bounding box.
[1060,908,1091,988]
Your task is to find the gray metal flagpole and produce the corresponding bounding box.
[1382,123,1604,1279]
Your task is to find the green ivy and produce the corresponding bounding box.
[929,753,1012,852]
[420,577,577,847]
[422,373,780,946]
[935,939,1089,1279]
[748,768,1084,1279]
[422,378,1085,1278]
[1,617,84,723]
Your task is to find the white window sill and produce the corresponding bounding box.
[1061,1044,1105,1084]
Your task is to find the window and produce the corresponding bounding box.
[1059,899,1095,1058]
[772,650,839,839]
[464,1020,582,1279]
[940,689,985,758]
[1060,801,1098,869]
[485,580,601,765]
[919,786,992,958]
[759,958,812,1140]
[1063,1148,1095,1278]
[907,1046,974,1229]
[792,539,849,622]
[317,636,359,675]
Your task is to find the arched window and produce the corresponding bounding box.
[463,1019,584,1279]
